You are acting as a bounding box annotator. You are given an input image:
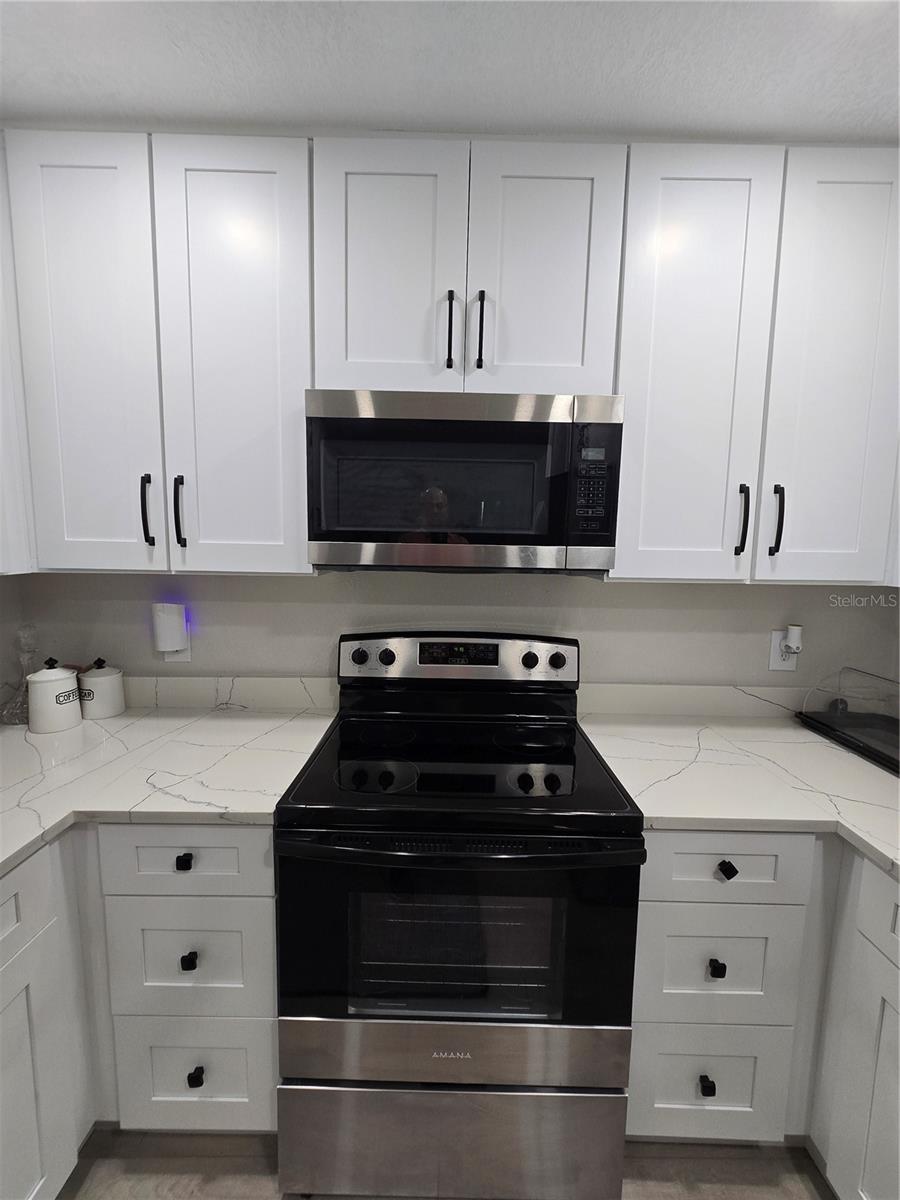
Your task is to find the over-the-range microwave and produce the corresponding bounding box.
[306,391,623,571]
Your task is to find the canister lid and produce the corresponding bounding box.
[27,658,76,683]
[80,658,122,679]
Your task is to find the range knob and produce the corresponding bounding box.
[521,651,539,670]
[378,770,395,791]
[350,647,369,666]
[517,772,535,794]
[351,768,368,789]
[378,648,396,666]
[548,651,567,670]
[545,773,561,795]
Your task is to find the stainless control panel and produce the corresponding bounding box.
[337,759,575,798]
[338,635,579,684]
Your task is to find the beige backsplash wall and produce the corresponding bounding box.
[8,571,898,689]
[0,575,24,687]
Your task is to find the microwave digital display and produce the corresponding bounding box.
[418,641,500,667]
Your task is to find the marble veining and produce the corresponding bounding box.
[1,698,897,882]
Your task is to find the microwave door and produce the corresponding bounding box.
[306,394,573,569]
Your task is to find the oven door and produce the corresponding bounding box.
[275,830,642,1029]
[306,391,573,569]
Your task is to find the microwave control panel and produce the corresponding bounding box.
[567,423,621,543]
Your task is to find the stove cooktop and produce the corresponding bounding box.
[276,714,641,836]
[276,632,643,838]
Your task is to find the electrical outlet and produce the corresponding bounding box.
[769,629,797,671]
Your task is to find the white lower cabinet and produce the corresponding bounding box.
[102,825,277,1133]
[633,901,805,1025]
[631,831,813,1142]
[812,853,900,1200]
[627,1023,794,1141]
[113,1015,277,1131]
[0,849,81,1200]
[105,895,275,1017]
[826,935,899,1200]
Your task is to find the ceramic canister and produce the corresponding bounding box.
[26,658,83,734]
[78,658,126,720]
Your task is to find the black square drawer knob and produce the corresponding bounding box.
[175,852,194,872]
[708,958,727,979]
[717,859,739,881]
[699,1074,717,1098]
[186,1066,205,1089]
[180,950,199,972]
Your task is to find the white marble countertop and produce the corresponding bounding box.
[1,704,897,880]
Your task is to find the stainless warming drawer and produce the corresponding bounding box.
[278,1082,627,1200]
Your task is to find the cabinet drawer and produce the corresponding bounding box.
[634,902,805,1025]
[99,825,273,896]
[105,896,275,1017]
[113,1015,276,1131]
[627,1022,794,1142]
[640,831,814,904]
[857,859,899,968]
[0,848,55,970]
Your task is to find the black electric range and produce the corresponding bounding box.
[274,633,645,1200]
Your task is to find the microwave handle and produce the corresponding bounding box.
[274,835,646,871]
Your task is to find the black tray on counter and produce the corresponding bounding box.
[796,709,899,775]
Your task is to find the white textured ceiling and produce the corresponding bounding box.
[1,1,897,144]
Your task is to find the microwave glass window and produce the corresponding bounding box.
[309,418,573,546]
[335,453,538,534]
[348,892,567,1020]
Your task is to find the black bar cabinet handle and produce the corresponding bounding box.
[173,474,187,548]
[180,950,199,972]
[140,473,155,547]
[445,289,454,369]
[275,838,646,872]
[768,484,785,556]
[186,1066,205,1089]
[708,958,728,979]
[475,289,486,369]
[733,483,750,556]
[699,1074,717,1098]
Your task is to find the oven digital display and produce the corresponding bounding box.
[581,447,606,461]
[418,641,500,666]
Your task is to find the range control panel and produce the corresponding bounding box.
[339,634,579,685]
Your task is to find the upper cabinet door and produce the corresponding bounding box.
[313,138,470,392]
[754,148,898,583]
[5,131,167,570]
[153,135,312,573]
[466,141,625,394]
[612,144,784,580]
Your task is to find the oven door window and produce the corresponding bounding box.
[307,418,572,545]
[349,892,565,1020]
[276,854,639,1026]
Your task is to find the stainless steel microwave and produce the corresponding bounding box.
[306,391,623,571]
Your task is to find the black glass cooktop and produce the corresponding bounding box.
[276,715,642,836]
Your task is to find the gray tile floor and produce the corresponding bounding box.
[58,1131,836,1200]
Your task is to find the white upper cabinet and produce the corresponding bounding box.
[1,138,35,575]
[313,138,470,392]
[612,144,784,581]
[5,131,167,570]
[153,135,312,573]
[466,141,626,393]
[754,148,898,583]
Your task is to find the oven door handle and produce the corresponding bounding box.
[274,837,646,870]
